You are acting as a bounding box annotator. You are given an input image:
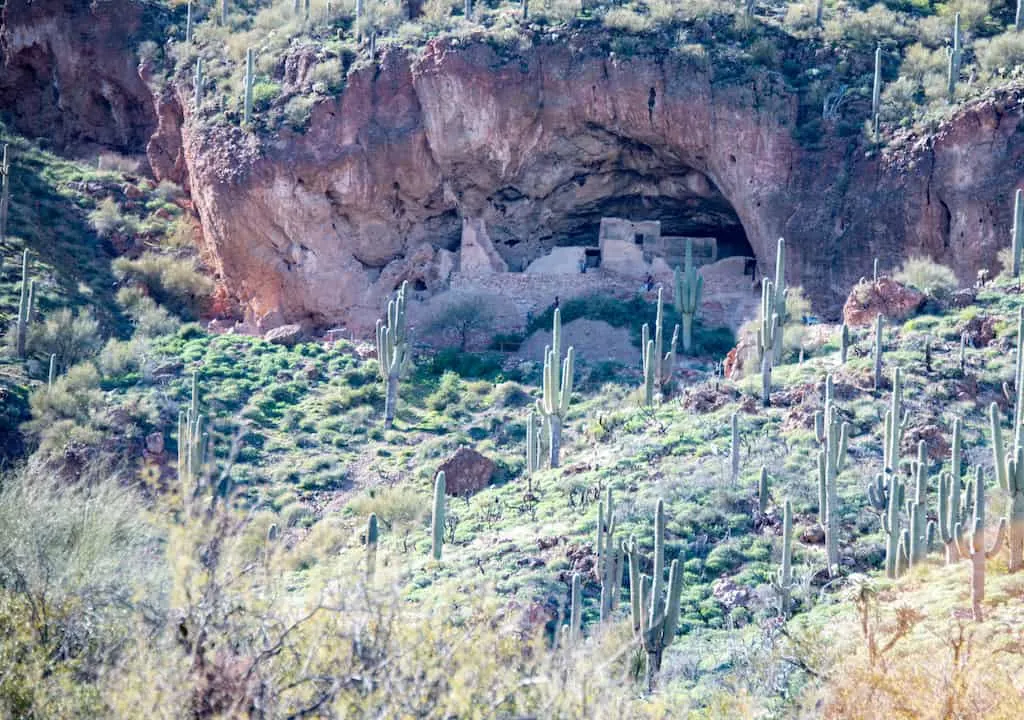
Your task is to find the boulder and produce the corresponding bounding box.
[264,324,304,346]
[842,278,925,327]
[438,446,495,496]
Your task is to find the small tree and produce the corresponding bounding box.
[426,294,495,351]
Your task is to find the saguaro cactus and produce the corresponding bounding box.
[758,466,770,514]
[569,572,582,643]
[816,374,849,577]
[904,441,935,569]
[15,250,31,358]
[536,308,574,468]
[871,45,882,138]
[177,373,206,512]
[839,323,849,364]
[220,0,228,25]
[1013,189,1023,278]
[0,144,10,242]
[771,500,794,616]
[376,280,409,429]
[873,315,884,390]
[757,239,786,406]
[883,367,908,474]
[626,499,683,691]
[641,288,679,406]
[366,513,379,582]
[730,412,740,483]
[525,409,542,480]
[243,48,255,124]
[947,13,962,102]
[956,467,1007,621]
[431,471,446,561]
[194,59,204,107]
[596,488,622,621]
[47,354,56,390]
[991,401,1024,572]
[673,238,703,353]
[868,470,905,578]
[185,0,193,42]
[938,418,966,564]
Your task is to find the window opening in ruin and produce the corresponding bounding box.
[413,279,428,292]
[584,248,601,269]
[634,233,644,245]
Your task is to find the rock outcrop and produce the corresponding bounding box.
[0,0,163,152]
[163,30,1024,333]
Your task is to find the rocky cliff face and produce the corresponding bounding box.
[162,31,1024,333]
[0,0,161,152]
[4,1,1021,333]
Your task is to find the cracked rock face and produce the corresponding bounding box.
[166,34,1024,333]
[0,0,160,152]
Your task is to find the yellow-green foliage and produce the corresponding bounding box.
[113,251,213,319]
[24,307,102,370]
[894,256,960,301]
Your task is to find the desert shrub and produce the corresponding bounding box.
[98,337,151,379]
[427,370,462,411]
[0,470,160,719]
[27,362,103,426]
[96,152,143,174]
[309,58,344,92]
[348,485,426,530]
[89,197,140,239]
[153,180,185,203]
[881,76,919,122]
[783,0,819,31]
[976,31,1024,77]
[284,94,318,129]
[424,348,504,379]
[894,256,959,301]
[603,7,652,32]
[824,4,914,48]
[117,287,181,337]
[113,252,213,319]
[25,307,103,371]
[251,81,281,111]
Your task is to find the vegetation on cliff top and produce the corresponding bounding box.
[149,0,1024,144]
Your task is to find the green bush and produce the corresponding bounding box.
[113,252,213,319]
[25,307,103,371]
[977,31,1024,77]
[89,197,140,239]
[894,256,960,301]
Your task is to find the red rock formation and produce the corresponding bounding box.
[842,278,926,327]
[0,0,162,152]
[164,33,1024,334]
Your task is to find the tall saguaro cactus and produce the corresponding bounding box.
[883,367,908,474]
[15,250,31,358]
[1012,188,1023,278]
[816,374,849,577]
[948,13,962,102]
[758,238,786,406]
[673,238,703,353]
[771,500,794,616]
[376,280,410,429]
[839,323,849,364]
[903,441,935,570]
[596,488,622,621]
[569,572,582,644]
[868,470,905,579]
[177,372,206,514]
[625,499,683,691]
[641,288,679,406]
[194,59,204,107]
[990,400,1024,572]
[956,467,1007,621]
[938,418,966,563]
[730,412,740,483]
[871,45,882,138]
[873,315,884,390]
[431,471,446,561]
[0,144,10,243]
[537,309,574,468]
[243,48,255,125]
[366,513,379,582]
